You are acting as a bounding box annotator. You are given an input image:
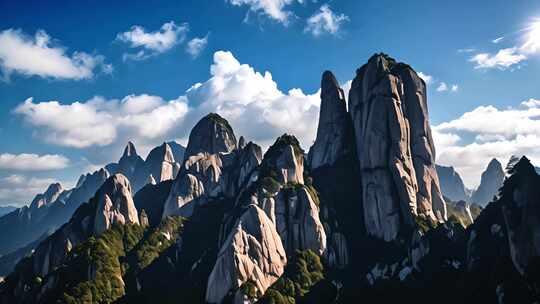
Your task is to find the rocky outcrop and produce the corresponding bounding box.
[464,157,539,302]
[308,71,351,170]
[93,174,139,235]
[24,173,140,280]
[29,183,63,210]
[162,114,262,218]
[436,165,470,202]
[274,186,326,255]
[206,205,286,304]
[116,142,145,183]
[144,143,179,183]
[471,158,505,206]
[348,53,446,241]
[183,113,237,161]
[226,135,327,256]
[499,157,540,275]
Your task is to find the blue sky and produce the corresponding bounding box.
[1,0,540,206]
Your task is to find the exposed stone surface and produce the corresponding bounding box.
[308,71,350,170]
[436,165,470,202]
[206,205,286,304]
[348,53,446,241]
[184,113,237,161]
[274,186,326,255]
[29,183,63,210]
[28,173,137,279]
[163,114,262,218]
[471,158,505,206]
[93,174,139,235]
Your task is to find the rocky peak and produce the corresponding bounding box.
[29,183,63,209]
[436,165,470,202]
[308,70,351,170]
[471,158,505,206]
[184,113,237,161]
[348,53,446,241]
[262,134,305,185]
[94,173,139,235]
[147,142,175,165]
[121,141,138,159]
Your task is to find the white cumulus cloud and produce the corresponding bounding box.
[186,34,209,58]
[117,21,189,61]
[0,29,111,80]
[14,50,325,154]
[0,175,60,206]
[14,94,189,148]
[469,47,527,70]
[0,153,69,171]
[433,98,540,187]
[304,4,349,37]
[417,72,433,85]
[227,0,302,24]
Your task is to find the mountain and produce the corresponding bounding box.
[470,158,505,206]
[2,54,540,304]
[0,168,109,257]
[348,53,446,241]
[104,141,183,193]
[0,140,185,275]
[0,207,16,217]
[436,165,471,202]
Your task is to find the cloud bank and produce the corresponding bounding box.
[434,99,540,187]
[0,153,69,171]
[0,175,60,206]
[0,29,111,80]
[14,50,321,156]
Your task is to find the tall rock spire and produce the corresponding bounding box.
[348,53,446,241]
[471,158,505,206]
[308,71,351,170]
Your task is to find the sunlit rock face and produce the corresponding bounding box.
[206,205,286,304]
[31,173,139,279]
[93,174,139,235]
[348,53,446,241]
[162,113,262,218]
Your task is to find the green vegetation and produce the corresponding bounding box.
[58,223,145,303]
[263,134,304,163]
[206,113,235,138]
[258,250,324,304]
[129,216,183,272]
[414,214,438,233]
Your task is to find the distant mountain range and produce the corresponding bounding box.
[1,54,540,304]
[0,206,16,217]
